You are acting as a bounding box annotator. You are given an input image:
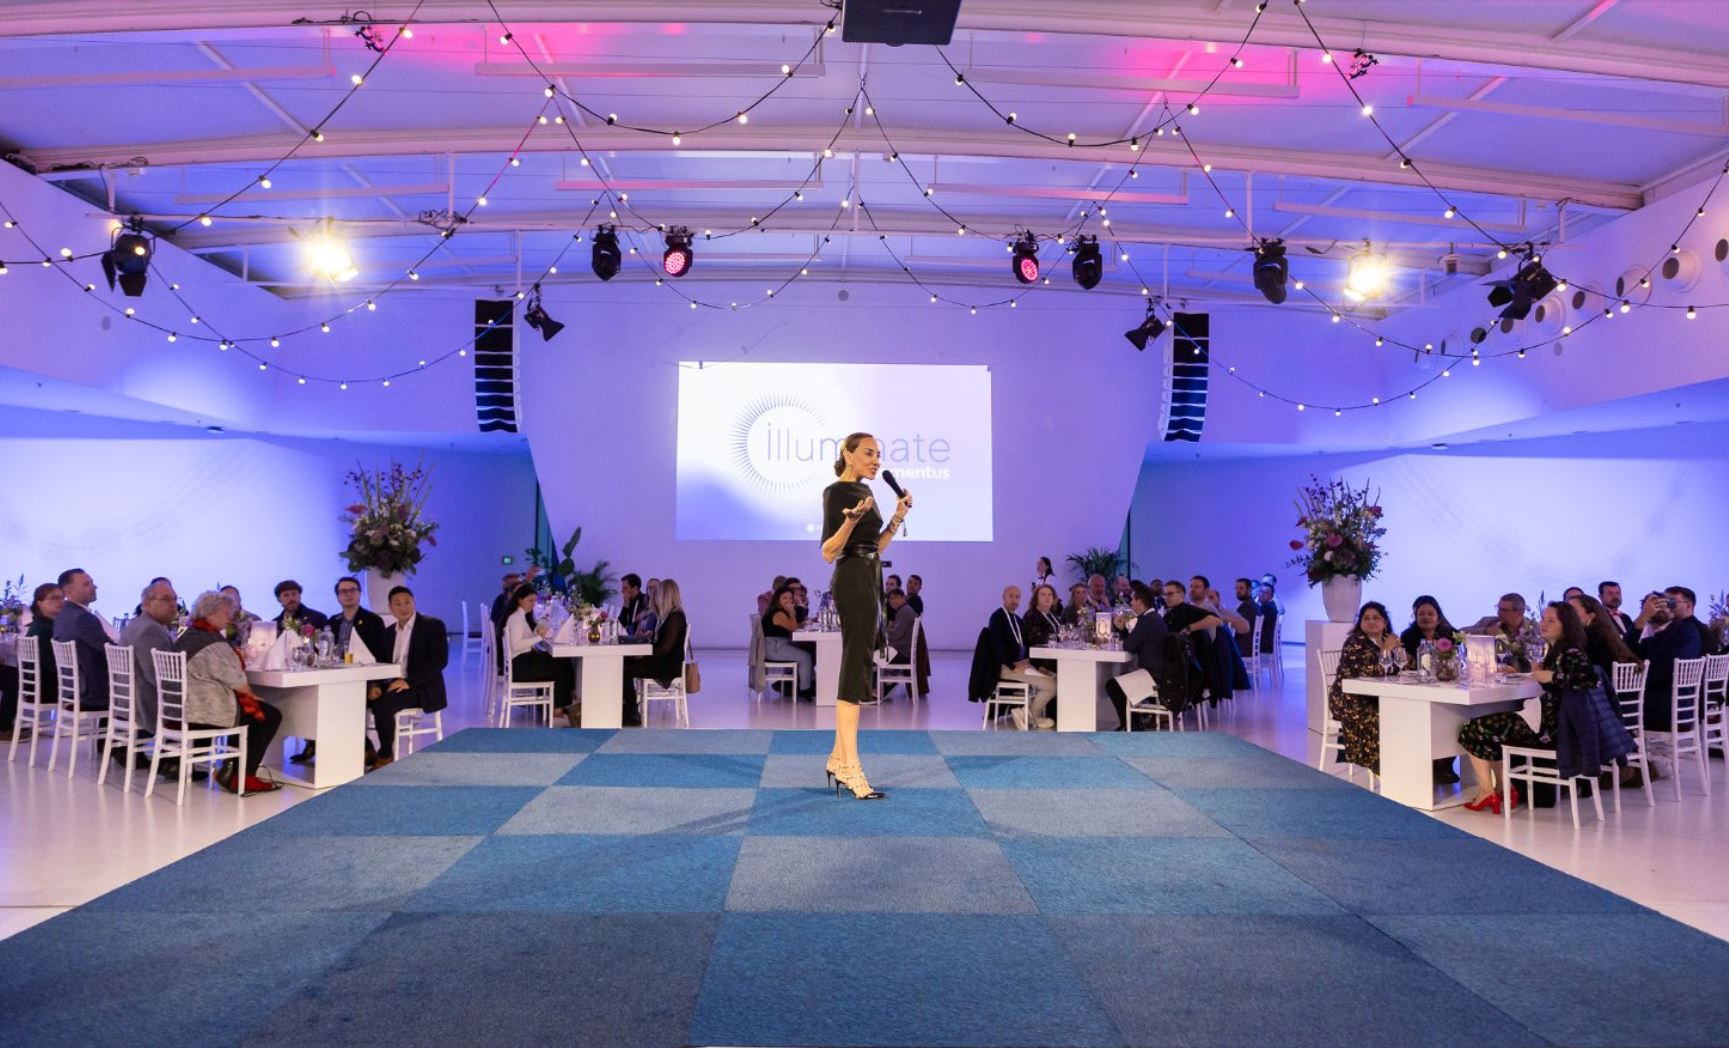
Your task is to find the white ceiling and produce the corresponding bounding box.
[1,0,1726,311]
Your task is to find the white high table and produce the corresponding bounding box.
[551,642,653,728]
[1340,675,1541,810]
[1028,646,1131,732]
[791,629,843,706]
[248,664,402,790]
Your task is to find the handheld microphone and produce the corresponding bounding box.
[881,470,907,501]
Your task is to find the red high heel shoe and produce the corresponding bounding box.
[1463,792,1499,813]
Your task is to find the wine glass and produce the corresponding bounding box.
[1392,646,1409,676]
[1525,639,1547,669]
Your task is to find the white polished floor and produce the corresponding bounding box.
[2,645,1725,942]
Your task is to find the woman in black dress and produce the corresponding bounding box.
[1328,601,1402,776]
[820,432,912,800]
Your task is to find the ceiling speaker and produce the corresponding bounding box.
[842,0,965,46]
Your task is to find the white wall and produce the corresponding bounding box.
[0,409,538,628]
[1129,422,1729,630]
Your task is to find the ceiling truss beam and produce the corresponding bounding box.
[2,1,1725,87]
[23,125,1645,211]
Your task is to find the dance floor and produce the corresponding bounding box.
[5,727,1729,1048]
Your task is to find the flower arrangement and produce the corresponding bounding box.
[0,574,26,632]
[1708,592,1728,642]
[1287,476,1387,585]
[340,461,439,575]
[279,616,319,641]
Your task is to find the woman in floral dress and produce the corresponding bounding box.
[1459,601,1597,813]
[1328,601,1402,775]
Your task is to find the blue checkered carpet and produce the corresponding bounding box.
[6,728,1729,1047]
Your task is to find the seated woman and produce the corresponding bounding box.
[1328,601,1402,777]
[762,585,815,699]
[2,584,64,740]
[1062,583,1092,627]
[1458,601,1600,813]
[1399,594,1455,659]
[1568,593,1637,687]
[503,583,576,718]
[622,578,689,726]
[175,590,282,794]
[1022,584,1064,675]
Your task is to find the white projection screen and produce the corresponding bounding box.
[676,362,993,541]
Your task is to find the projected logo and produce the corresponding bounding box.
[729,395,831,494]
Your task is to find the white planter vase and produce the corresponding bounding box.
[365,568,406,615]
[1320,575,1362,623]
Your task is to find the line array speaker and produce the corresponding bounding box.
[1162,312,1209,443]
[474,299,519,433]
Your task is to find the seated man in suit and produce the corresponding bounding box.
[294,576,392,765]
[121,579,180,762]
[368,586,448,769]
[989,585,1055,730]
[272,579,329,631]
[51,567,113,713]
[882,588,916,697]
[617,574,648,637]
[1106,583,1170,730]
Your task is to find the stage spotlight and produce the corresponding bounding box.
[1344,242,1390,301]
[1124,305,1167,351]
[1485,258,1557,321]
[522,287,565,342]
[590,225,621,281]
[1011,232,1039,284]
[663,227,694,278]
[1251,238,1288,304]
[305,227,358,282]
[1071,235,1103,290]
[101,217,153,297]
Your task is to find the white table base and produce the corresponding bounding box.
[1343,676,1539,810]
[1029,647,1131,732]
[552,644,654,728]
[792,631,843,706]
[250,679,373,790]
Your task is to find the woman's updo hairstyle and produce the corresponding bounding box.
[833,432,874,477]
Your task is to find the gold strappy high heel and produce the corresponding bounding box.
[833,763,886,800]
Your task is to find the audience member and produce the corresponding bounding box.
[271,580,328,630]
[1569,593,1637,686]
[1021,584,1064,675]
[121,579,179,740]
[367,586,448,769]
[618,574,647,636]
[757,576,785,617]
[490,572,523,628]
[1062,583,1092,627]
[1113,575,1134,605]
[175,591,283,794]
[988,585,1055,730]
[1597,580,1634,635]
[1459,601,1631,813]
[784,578,810,620]
[503,583,577,717]
[330,577,390,663]
[1233,578,1259,657]
[52,568,113,713]
[1,584,64,741]
[1031,557,1055,597]
[884,574,902,595]
[1186,575,1212,605]
[1105,583,1170,730]
[1399,595,1456,658]
[1563,586,1586,602]
[1201,587,1252,697]
[1087,574,1111,612]
[1253,582,1280,652]
[219,585,259,629]
[1160,581,1222,638]
[1664,586,1721,657]
[883,589,916,693]
[1328,601,1400,776]
[621,578,689,727]
[1633,589,1702,734]
[1465,592,1538,670]
[762,585,815,699]
[131,576,172,616]
[905,574,924,616]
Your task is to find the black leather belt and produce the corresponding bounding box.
[838,546,879,561]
